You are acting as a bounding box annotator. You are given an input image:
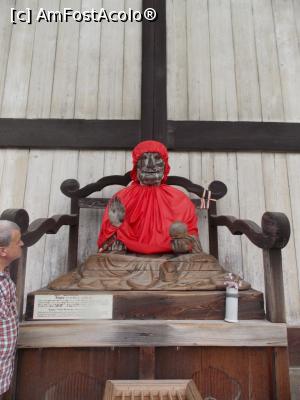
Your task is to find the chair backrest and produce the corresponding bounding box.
[60,173,227,269]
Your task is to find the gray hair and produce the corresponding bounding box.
[0,220,20,247]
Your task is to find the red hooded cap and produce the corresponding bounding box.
[130,140,171,183]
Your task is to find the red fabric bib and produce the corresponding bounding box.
[97,183,198,254]
[97,140,198,254]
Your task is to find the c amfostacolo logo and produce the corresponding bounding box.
[10,7,158,24]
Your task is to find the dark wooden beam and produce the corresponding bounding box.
[153,0,167,142]
[141,0,167,142]
[1,118,300,150]
[0,119,140,149]
[141,0,155,139]
[167,120,300,151]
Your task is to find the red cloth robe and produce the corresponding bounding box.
[97,141,198,254]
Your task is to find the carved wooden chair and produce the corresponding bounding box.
[0,172,291,400]
[2,171,290,323]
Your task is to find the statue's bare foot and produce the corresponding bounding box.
[98,235,127,253]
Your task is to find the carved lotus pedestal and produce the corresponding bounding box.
[25,253,263,321]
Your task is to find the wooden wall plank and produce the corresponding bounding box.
[167,0,188,119]
[27,0,60,118]
[293,0,300,46]
[122,0,142,119]
[208,0,238,121]
[41,151,79,286]
[1,0,37,117]
[168,152,190,197]
[252,0,284,122]
[186,0,212,120]
[98,0,125,119]
[213,153,243,277]
[273,0,300,121]
[102,151,126,198]
[231,0,262,120]
[189,152,215,255]
[236,153,265,293]
[50,0,81,118]
[199,153,215,253]
[0,0,15,109]
[189,153,206,250]
[125,150,132,172]
[75,0,102,119]
[23,150,54,298]
[0,150,29,210]
[77,151,105,264]
[0,150,5,188]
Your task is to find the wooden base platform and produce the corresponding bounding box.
[18,319,287,348]
[15,325,290,400]
[25,288,265,320]
[15,319,290,399]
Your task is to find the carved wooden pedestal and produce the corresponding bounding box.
[25,289,265,321]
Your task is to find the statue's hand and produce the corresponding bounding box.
[170,221,203,254]
[171,237,194,254]
[108,196,125,227]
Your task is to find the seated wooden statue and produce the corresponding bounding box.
[49,140,249,291]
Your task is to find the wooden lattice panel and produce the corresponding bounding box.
[103,380,203,400]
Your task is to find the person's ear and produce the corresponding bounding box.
[0,247,7,257]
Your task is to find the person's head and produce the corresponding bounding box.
[131,140,170,186]
[0,220,23,269]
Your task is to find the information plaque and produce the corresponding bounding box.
[33,294,113,320]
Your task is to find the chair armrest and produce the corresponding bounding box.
[23,214,78,247]
[210,212,290,249]
[0,208,78,247]
[210,211,290,322]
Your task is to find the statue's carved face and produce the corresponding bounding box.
[137,152,165,186]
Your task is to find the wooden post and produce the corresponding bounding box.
[208,202,219,259]
[272,347,291,400]
[139,347,155,379]
[68,198,79,271]
[263,249,286,323]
